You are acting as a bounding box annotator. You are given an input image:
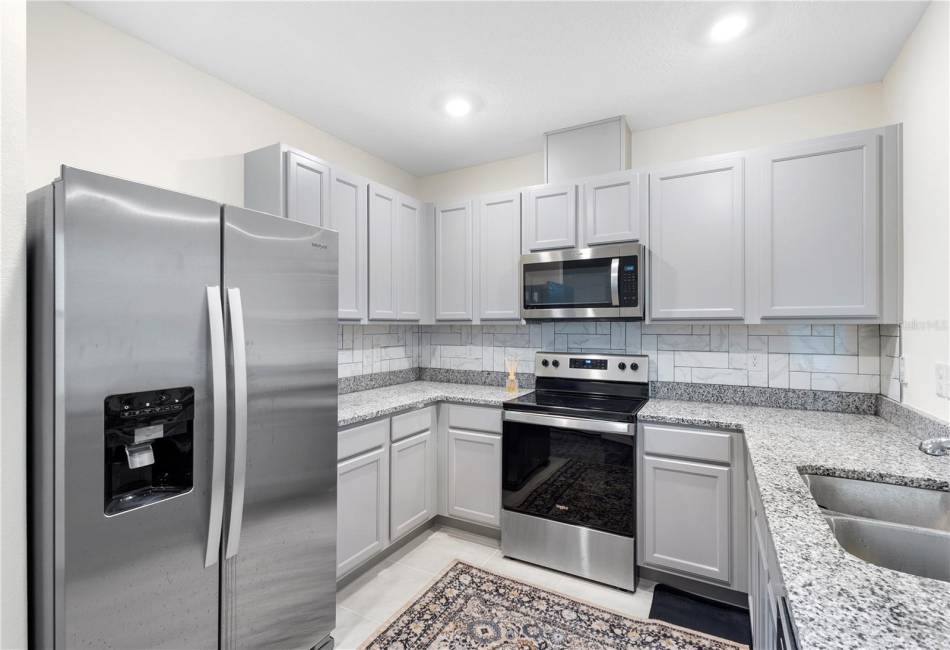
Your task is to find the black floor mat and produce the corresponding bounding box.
[648,583,752,647]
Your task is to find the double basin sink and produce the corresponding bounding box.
[801,473,950,582]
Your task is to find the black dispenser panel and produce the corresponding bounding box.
[104,387,194,515]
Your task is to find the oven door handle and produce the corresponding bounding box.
[503,410,634,435]
[610,258,620,306]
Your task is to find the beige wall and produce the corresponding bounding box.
[628,83,886,168]
[883,1,950,423]
[417,83,887,201]
[26,2,419,204]
[1,0,27,645]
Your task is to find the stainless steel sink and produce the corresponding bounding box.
[801,473,950,582]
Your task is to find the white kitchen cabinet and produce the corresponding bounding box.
[390,429,436,541]
[753,130,881,319]
[368,183,398,320]
[396,195,422,320]
[522,183,577,253]
[337,446,389,577]
[435,201,474,320]
[446,428,502,527]
[331,169,367,320]
[476,191,522,320]
[582,170,644,246]
[285,150,331,227]
[641,454,732,582]
[649,155,745,320]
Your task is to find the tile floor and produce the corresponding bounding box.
[333,524,656,649]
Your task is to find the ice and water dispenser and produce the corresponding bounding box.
[103,387,195,515]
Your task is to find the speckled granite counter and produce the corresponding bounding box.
[638,400,950,650]
[337,381,530,427]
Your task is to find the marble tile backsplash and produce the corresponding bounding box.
[339,322,896,395]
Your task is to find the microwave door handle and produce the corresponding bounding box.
[610,258,620,306]
[205,286,227,568]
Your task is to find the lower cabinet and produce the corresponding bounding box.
[641,455,732,582]
[446,428,502,526]
[747,455,789,650]
[337,446,389,577]
[390,428,436,542]
[637,422,746,590]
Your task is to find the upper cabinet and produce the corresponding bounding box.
[522,183,577,253]
[396,195,422,321]
[435,201,474,320]
[368,183,422,321]
[330,169,368,321]
[649,155,745,320]
[752,129,884,319]
[285,150,330,227]
[368,183,398,320]
[476,192,521,320]
[581,170,645,246]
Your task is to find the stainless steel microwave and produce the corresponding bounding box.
[521,243,644,319]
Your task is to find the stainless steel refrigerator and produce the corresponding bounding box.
[28,167,338,649]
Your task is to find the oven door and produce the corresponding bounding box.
[502,411,635,538]
[521,248,620,319]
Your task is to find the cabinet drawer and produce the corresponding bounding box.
[391,407,433,442]
[448,404,501,433]
[642,423,731,464]
[338,418,389,460]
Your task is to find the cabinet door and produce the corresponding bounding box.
[522,184,577,252]
[447,429,501,527]
[396,195,421,320]
[368,183,397,320]
[390,429,436,541]
[435,201,474,320]
[477,192,521,320]
[649,156,745,320]
[642,455,731,582]
[755,131,880,318]
[583,170,643,245]
[285,150,330,227]
[337,447,389,577]
[331,169,367,320]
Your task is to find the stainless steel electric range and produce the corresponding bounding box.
[501,351,649,591]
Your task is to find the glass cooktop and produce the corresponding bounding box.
[504,390,648,422]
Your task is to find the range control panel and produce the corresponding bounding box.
[536,352,649,383]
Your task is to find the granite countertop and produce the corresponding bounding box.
[337,381,530,427]
[638,400,950,650]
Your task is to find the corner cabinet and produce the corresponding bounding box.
[330,169,368,320]
[435,201,474,320]
[581,170,644,246]
[368,183,422,321]
[476,191,522,320]
[649,155,746,320]
[753,129,884,319]
[522,183,577,253]
[390,408,437,542]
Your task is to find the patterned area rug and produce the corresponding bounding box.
[359,561,748,649]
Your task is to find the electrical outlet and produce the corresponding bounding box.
[937,363,950,399]
[749,353,764,372]
[899,357,908,386]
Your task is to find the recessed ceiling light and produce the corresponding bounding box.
[708,13,749,44]
[444,97,472,118]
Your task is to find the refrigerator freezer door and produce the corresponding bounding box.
[221,206,338,650]
[34,168,223,649]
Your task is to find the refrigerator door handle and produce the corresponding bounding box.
[225,287,249,558]
[205,286,228,568]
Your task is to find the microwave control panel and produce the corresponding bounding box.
[619,256,638,307]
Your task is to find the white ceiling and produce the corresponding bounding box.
[74,1,926,177]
